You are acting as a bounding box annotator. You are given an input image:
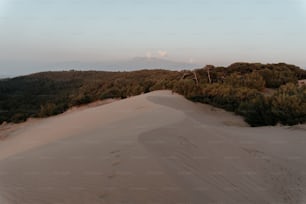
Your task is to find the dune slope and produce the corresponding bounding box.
[0,90,305,204]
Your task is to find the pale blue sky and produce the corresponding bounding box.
[0,0,306,75]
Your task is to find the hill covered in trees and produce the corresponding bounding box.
[0,63,305,127]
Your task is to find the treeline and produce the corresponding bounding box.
[178,63,306,126]
[0,70,180,123]
[0,63,305,126]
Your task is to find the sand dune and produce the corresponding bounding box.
[0,90,305,204]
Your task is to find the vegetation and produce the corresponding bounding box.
[0,63,305,127]
[183,63,306,126]
[0,70,180,123]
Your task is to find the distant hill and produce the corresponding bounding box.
[0,75,12,79]
[45,57,200,71]
[0,58,200,77]
[122,57,200,70]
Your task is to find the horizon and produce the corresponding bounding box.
[1,59,305,79]
[1,58,306,78]
[1,0,306,75]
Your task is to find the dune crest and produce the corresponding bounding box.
[0,90,305,203]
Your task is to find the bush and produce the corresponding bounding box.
[225,72,265,91]
[237,96,277,127]
[38,103,58,117]
[271,83,306,125]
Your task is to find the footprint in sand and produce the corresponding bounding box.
[108,172,116,179]
[110,150,120,154]
[107,150,121,179]
[112,160,120,166]
[110,150,121,166]
[99,192,108,199]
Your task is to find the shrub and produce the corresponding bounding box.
[271,83,306,125]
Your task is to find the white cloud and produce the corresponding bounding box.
[157,50,168,58]
[146,51,152,59]
[145,50,168,58]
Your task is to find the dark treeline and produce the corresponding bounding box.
[0,63,305,126]
[0,70,180,123]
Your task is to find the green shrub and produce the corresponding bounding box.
[271,83,306,125]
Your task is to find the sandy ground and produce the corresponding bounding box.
[0,99,117,141]
[0,90,305,204]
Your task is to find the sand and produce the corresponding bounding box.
[0,90,305,204]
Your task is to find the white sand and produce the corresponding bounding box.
[0,90,305,204]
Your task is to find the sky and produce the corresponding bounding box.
[0,0,306,75]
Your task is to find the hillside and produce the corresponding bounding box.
[0,63,305,126]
